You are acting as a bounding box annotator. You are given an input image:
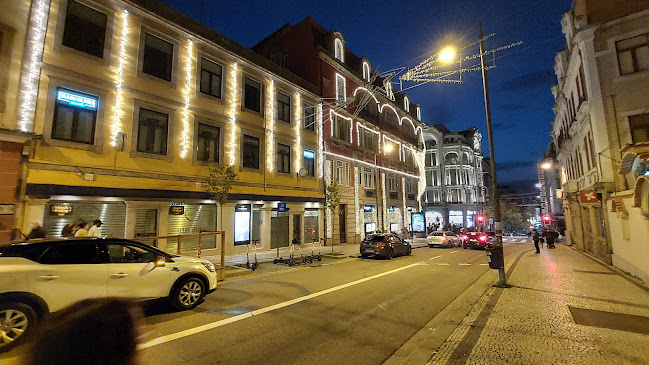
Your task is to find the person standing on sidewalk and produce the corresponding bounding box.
[88,219,103,237]
[532,229,540,254]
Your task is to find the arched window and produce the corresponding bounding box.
[404,97,410,112]
[334,38,344,62]
[462,153,470,165]
[362,61,371,82]
[385,81,394,100]
[445,152,459,165]
[425,139,437,149]
[416,106,421,120]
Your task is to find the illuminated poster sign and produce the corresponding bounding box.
[303,150,315,159]
[50,204,72,216]
[365,222,376,233]
[56,88,98,110]
[363,205,374,212]
[234,204,251,244]
[169,206,185,215]
[411,213,425,233]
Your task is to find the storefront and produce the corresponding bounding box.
[363,205,377,234]
[388,206,402,233]
[166,203,217,253]
[449,210,464,226]
[43,200,126,238]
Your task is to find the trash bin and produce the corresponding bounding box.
[485,246,504,269]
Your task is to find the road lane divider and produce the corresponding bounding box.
[450,251,459,254]
[139,261,425,349]
[437,263,450,266]
[429,255,442,261]
[458,263,471,266]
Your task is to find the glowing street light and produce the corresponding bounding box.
[384,143,394,153]
[540,162,553,170]
[439,46,456,63]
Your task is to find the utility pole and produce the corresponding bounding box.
[479,23,506,285]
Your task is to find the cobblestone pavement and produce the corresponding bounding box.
[429,244,649,365]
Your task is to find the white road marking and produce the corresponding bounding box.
[479,263,489,266]
[437,263,450,266]
[139,261,425,349]
[450,250,459,254]
[429,255,442,261]
[458,263,471,266]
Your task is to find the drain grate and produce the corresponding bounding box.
[572,269,615,275]
[569,306,649,335]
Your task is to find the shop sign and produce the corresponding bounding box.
[580,190,599,203]
[234,204,251,244]
[50,203,72,216]
[0,204,14,215]
[363,205,374,212]
[303,150,315,159]
[411,213,425,233]
[56,88,98,110]
[169,206,185,215]
[304,209,319,217]
[277,202,287,212]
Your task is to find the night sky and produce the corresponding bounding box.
[160,0,572,192]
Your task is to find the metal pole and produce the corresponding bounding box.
[479,23,506,285]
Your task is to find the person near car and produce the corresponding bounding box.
[61,223,75,237]
[23,298,144,365]
[544,228,558,248]
[26,221,47,240]
[74,222,90,237]
[88,219,103,237]
[532,229,540,254]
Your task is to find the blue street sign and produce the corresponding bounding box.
[278,202,287,212]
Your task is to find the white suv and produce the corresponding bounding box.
[0,238,218,353]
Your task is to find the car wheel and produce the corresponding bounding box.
[0,302,38,353]
[407,247,412,256]
[171,277,206,311]
[387,249,394,260]
[463,243,467,249]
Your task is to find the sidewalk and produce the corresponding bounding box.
[426,244,649,364]
[204,238,430,267]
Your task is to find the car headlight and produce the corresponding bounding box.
[201,262,216,273]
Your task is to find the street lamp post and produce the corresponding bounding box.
[479,23,506,286]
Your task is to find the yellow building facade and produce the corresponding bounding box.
[15,0,323,253]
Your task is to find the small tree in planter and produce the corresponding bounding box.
[205,165,238,232]
[325,181,340,254]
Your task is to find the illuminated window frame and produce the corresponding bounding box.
[416,106,421,120]
[362,61,371,82]
[334,38,344,62]
[404,96,410,112]
[335,73,346,102]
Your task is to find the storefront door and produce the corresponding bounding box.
[135,209,158,238]
[271,214,289,248]
[339,204,347,243]
[293,214,301,242]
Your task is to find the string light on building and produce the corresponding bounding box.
[17,0,50,132]
[417,150,426,211]
[267,79,275,172]
[402,177,407,229]
[325,160,333,238]
[111,10,129,147]
[317,103,324,179]
[379,104,401,126]
[382,134,402,160]
[180,39,193,158]
[228,62,238,166]
[356,122,379,146]
[294,92,301,171]
[354,166,362,236]
[329,110,352,137]
[381,172,387,232]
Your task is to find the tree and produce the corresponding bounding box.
[484,200,529,233]
[325,182,340,253]
[205,165,238,231]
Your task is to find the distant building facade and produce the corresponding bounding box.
[421,124,487,229]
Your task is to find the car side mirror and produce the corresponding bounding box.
[154,256,166,268]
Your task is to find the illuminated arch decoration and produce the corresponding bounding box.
[379,103,401,125]
[352,87,379,104]
[401,116,417,134]
[385,81,394,100]
[416,106,421,121]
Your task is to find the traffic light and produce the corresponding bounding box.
[477,215,485,224]
[542,215,551,224]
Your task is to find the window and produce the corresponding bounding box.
[277,143,291,173]
[107,243,156,263]
[404,97,410,112]
[242,134,260,169]
[417,106,421,120]
[333,115,351,142]
[39,242,101,265]
[303,149,315,177]
[277,92,291,123]
[630,113,649,143]
[334,38,344,62]
[52,88,98,144]
[406,179,415,194]
[62,0,107,58]
[363,167,374,189]
[385,81,394,100]
[426,152,437,167]
[445,153,459,165]
[196,123,220,163]
[405,149,414,166]
[142,33,173,81]
[362,61,371,81]
[137,108,168,155]
[388,175,398,192]
[200,58,222,98]
[617,34,649,75]
[360,128,375,150]
[304,104,315,131]
[244,77,262,113]
[335,74,346,102]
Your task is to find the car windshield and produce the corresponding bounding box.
[431,232,444,236]
[366,235,387,242]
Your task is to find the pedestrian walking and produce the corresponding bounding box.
[88,219,103,237]
[61,223,75,237]
[74,222,90,237]
[545,228,557,248]
[23,298,145,365]
[532,229,540,254]
[27,221,47,240]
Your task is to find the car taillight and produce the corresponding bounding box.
[376,242,385,248]
[479,235,487,242]
[462,235,468,240]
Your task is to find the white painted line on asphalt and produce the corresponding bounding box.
[139,261,425,349]
[450,250,459,254]
[437,263,450,266]
[429,255,442,261]
[479,263,489,266]
[458,263,471,266]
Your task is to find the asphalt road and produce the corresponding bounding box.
[137,242,530,365]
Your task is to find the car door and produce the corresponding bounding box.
[104,242,171,299]
[28,240,109,312]
[447,232,458,246]
[390,235,404,254]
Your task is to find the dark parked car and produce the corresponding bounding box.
[462,232,492,249]
[360,234,412,259]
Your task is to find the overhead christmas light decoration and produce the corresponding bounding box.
[17,0,51,132]
[266,79,275,171]
[111,10,129,147]
[180,39,194,158]
[228,62,238,166]
[323,151,421,180]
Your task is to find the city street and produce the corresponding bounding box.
[136,242,528,364]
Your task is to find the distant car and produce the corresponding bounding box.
[427,231,461,248]
[462,232,492,249]
[486,231,496,242]
[0,238,218,353]
[360,233,412,259]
